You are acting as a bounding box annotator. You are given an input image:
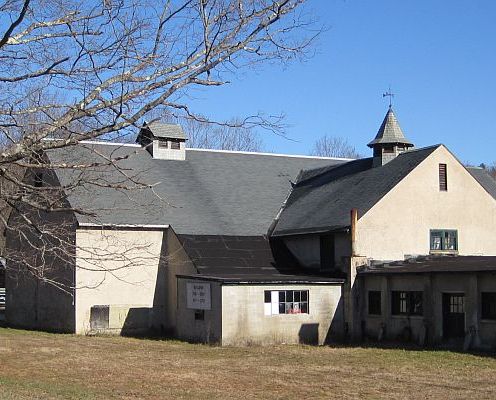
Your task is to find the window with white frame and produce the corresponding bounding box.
[264,290,309,315]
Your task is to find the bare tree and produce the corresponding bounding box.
[167,116,263,151]
[310,135,361,159]
[0,0,319,290]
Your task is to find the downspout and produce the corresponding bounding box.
[350,208,358,256]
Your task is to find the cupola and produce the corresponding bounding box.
[136,122,187,160]
[367,107,414,167]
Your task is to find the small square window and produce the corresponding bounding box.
[158,140,168,148]
[194,309,205,321]
[171,140,180,150]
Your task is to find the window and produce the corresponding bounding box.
[0,288,5,311]
[392,291,423,316]
[430,230,458,251]
[171,140,180,150]
[481,292,496,320]
[194,309,205,321]
[158,140,168,148]
[439,163,447,191]
[368,291,381,315]
[264,290,309,315]
[448,294,464,313]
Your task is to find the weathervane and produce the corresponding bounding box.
[383,87,395,108]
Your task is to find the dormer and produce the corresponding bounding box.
[368,107,414,167]
[136,122,187,160]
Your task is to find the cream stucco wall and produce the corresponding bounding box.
[221,284,343,345]
[75,228,166,335]
[357,146,496,261]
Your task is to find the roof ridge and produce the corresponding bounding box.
[186,147,355,161]
[80,140,141,147]
[296,157,370,185]
[397,144,442,155]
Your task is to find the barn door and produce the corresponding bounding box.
[442,293,465,339]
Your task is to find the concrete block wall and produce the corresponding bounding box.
[221,284,343,345]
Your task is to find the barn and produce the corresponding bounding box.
[5,109,496,348]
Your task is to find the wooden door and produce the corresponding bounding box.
[442,293,465,339]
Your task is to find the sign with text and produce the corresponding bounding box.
[186,282,211,310]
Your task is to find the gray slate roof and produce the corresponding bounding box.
[467,167,496,200]
[271,145,440,236]
[367,107,413,147]
[144,122,186,140]
[48,143,343,235]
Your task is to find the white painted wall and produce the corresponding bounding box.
[357,146,496,261]
[151,140,186,160]
[75,228,166,334]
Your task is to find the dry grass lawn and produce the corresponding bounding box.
[0,328,495,399]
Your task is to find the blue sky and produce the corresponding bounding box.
[187,0,496,164]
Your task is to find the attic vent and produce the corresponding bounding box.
[439,163,447,191]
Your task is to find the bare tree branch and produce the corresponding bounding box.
[0,0,320,292]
